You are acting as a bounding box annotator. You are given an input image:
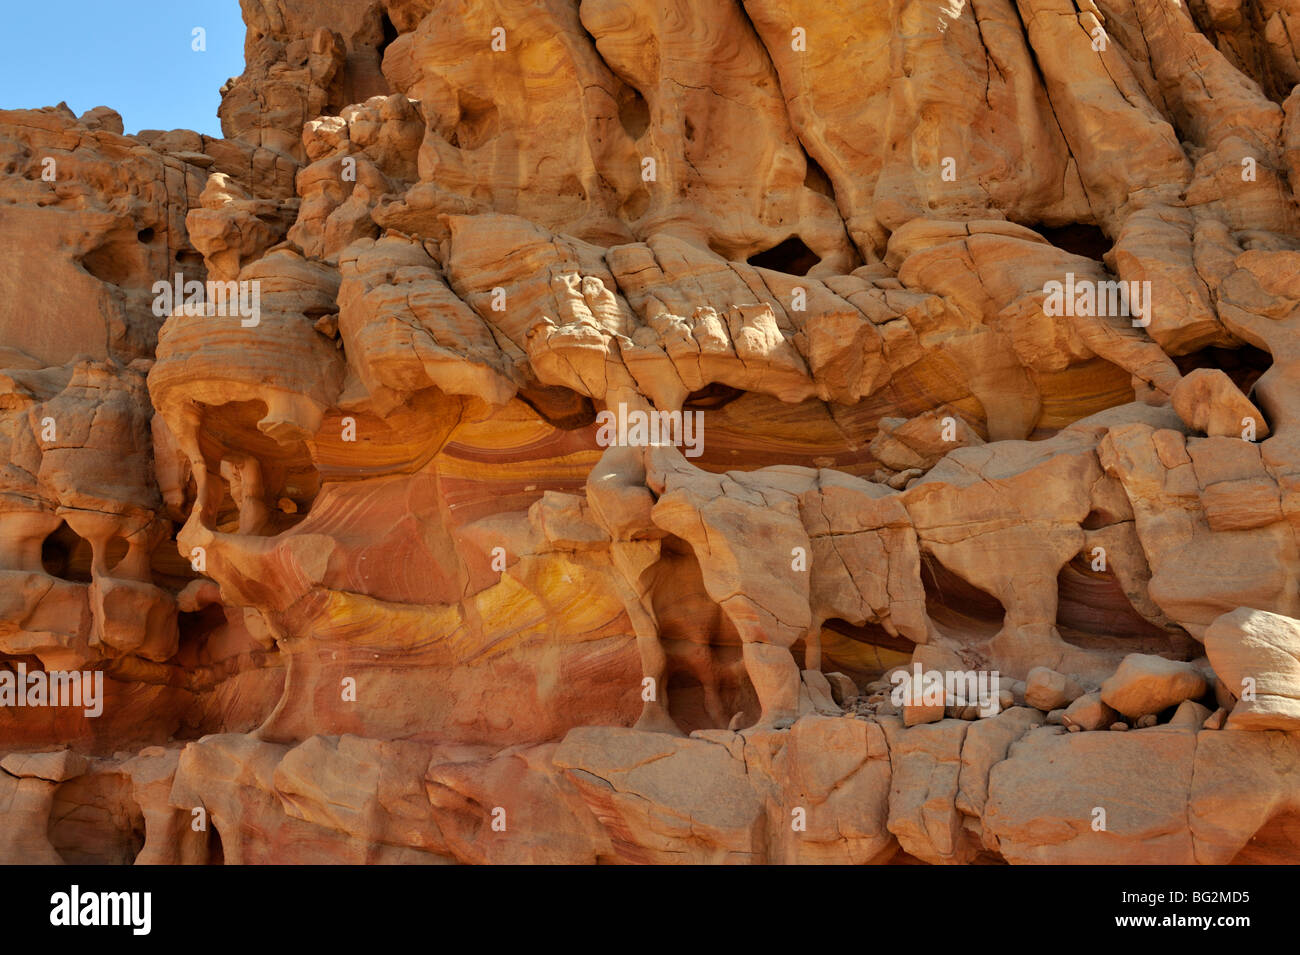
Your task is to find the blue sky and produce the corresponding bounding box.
[0,0,247,137]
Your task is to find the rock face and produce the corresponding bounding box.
[1,0,1299,865]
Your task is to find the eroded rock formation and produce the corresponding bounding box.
[2,0,1300,864]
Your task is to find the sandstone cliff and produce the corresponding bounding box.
[2,0,1300,864]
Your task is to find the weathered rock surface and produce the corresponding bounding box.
[1100,653,1209,718]
[1,0,1299,864]
[1024,667,1086,712]
[1206,607,1300,730]
[1062,693,1119,732]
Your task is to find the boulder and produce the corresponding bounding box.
[1205,608,1300,731]
[1101,654,1208,718]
